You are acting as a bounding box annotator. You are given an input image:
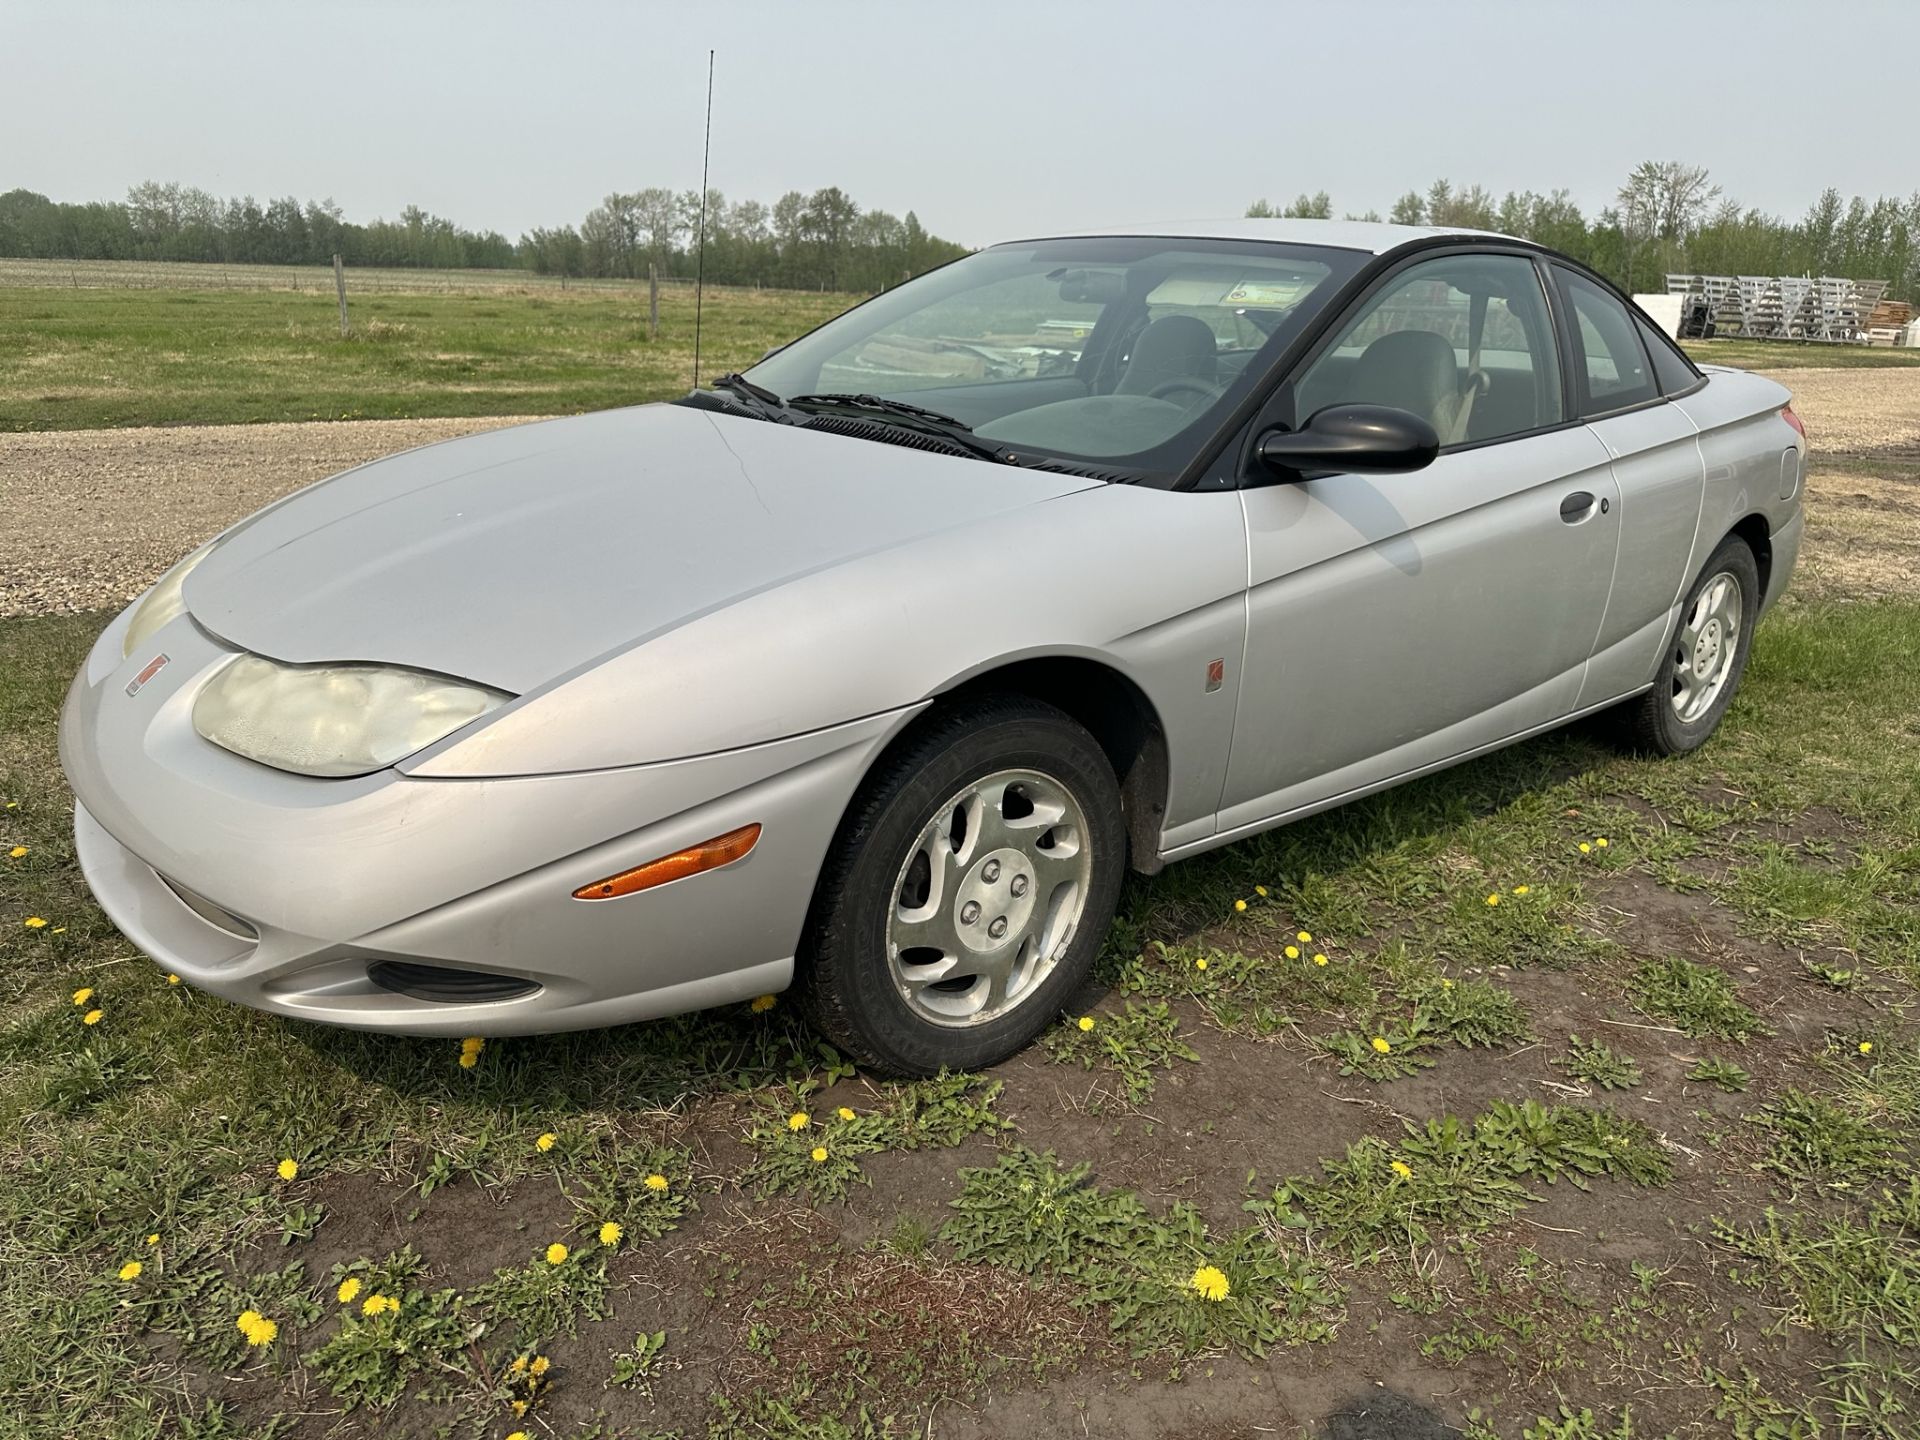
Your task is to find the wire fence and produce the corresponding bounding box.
[0,257,706,296]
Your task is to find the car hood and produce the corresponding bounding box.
[185,405,1098,694]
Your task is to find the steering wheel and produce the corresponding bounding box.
[1147,377,1217,406]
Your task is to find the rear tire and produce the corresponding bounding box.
[1615,535,1760,756]
[797,695,1126,1077]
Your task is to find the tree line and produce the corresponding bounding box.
[0,180,968,293]
[1248,162,1920,300]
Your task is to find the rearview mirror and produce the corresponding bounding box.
[1253,404,1440,480]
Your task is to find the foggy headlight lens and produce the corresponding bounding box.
[123,541,217,658]
[193,655,509,777]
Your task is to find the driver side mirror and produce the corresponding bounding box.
[1253,404,1439,482]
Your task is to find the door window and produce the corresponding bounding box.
[1558,270,1658,412]
[1293,252,1562,446]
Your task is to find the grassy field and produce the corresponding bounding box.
[5,580,1920,1437]
[0,282,854,432]
[1682,337,1920,370]
[4,270,1919,433]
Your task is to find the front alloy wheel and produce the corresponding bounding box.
[799,695,1126,1076]
[886,768,1093,1027]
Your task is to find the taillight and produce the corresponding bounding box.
[1781,403,1807,442]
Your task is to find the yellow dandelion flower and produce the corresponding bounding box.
[1595,838,1609,848]
[71,987,93,1006]
[509,1354,530,1375]
[644,1173,669,1191]
[361,1293,389,1317]
[8,846,26,859]
[1440,978,1454,990]
[535,1131,558,1152]
[245,1315,277,1347]
[82,1009,103,1026]
[1190,1264,1231,1302]
[1233,898,1247,913]
[337,1278,361,1304]
[511,1401,529,1417]
[810,1146,829,1163]
[1285,945,1299,960]
[1371,1036,1392,1054]
[1390,1160,1413,1179]
[1254,885,1269,897]
[1313,953,1329,967]
[165,972,181,985]
[1485,894,1500,906]
[1077,1015,1095,1032]
[1578,842,1592,854]
[787,1111,810,1131]
[276,1158,299,1182]
[236,1309,262,1335]
[24,916,48,929]
[545,1243,569,1266]
[837,1106,856,1121]
[458,1051,479,1068]
[459,1035,485,1053]
[1513,885,1530,896]
[119,1261,143,1281]
[1297,931,1313,944]
[1859,1041,1874,1055]
[599,1220,623,1246]
[145,1233,159,1246]
[750,993,776,1013]
[529,1354,550,1376]
[509,1432,529,1440]
[1195,957,1208,971]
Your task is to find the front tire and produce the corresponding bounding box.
[1616,534,1760,756]
[797,695,1126,1077]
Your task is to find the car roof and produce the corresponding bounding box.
[991,217,1520,256]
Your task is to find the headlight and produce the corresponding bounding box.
[123,541,218,658]
[192,655,509,777]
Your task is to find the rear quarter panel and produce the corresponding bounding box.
[1671,368,1803,607]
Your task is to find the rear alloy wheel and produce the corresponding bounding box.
[1616,535,1761,756]
[799,696,1126,1076]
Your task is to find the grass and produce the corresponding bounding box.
[5,576,1920,1435]
[1682,337,1920,369]
[0,281,856,431]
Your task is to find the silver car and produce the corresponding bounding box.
[60,220,1807,1075]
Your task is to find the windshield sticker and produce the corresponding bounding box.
[1221,279,1311,307]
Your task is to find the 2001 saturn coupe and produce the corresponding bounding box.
[62,220,1807,1075]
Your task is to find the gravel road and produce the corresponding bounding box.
[1,416,531,615]
[3,367,1915,618]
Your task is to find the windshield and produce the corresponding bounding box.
[744,236,1366,478]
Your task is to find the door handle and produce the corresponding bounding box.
[1559,491,1597,523]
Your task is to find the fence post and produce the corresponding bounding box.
[648,263,659,341]
[333,253,349,337]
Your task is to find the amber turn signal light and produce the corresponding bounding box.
[572,823,762,900]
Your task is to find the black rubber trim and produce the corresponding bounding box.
[367,961,539,1003]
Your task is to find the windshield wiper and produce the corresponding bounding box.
[691,371,795,422]
[787,393,977,432]
[712,372,787,409]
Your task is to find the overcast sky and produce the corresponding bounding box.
[6,0,1916,245]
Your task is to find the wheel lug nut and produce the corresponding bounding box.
[1010,874,1029,897]
[988,916,1008,939]
[960,901,981,924]
[982,859,1000,883]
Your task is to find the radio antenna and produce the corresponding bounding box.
[691,48,715,390]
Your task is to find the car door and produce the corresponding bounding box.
[1217,249,1623,835]
[1550,268,1708,707]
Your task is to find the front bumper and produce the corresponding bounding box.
[61,609,916,1035]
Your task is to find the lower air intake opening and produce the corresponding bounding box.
[367,961,539,1003]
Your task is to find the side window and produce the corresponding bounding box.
[1558,270,1657,412]
[1635,314,1702,395]
[1293,253,1561,447]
